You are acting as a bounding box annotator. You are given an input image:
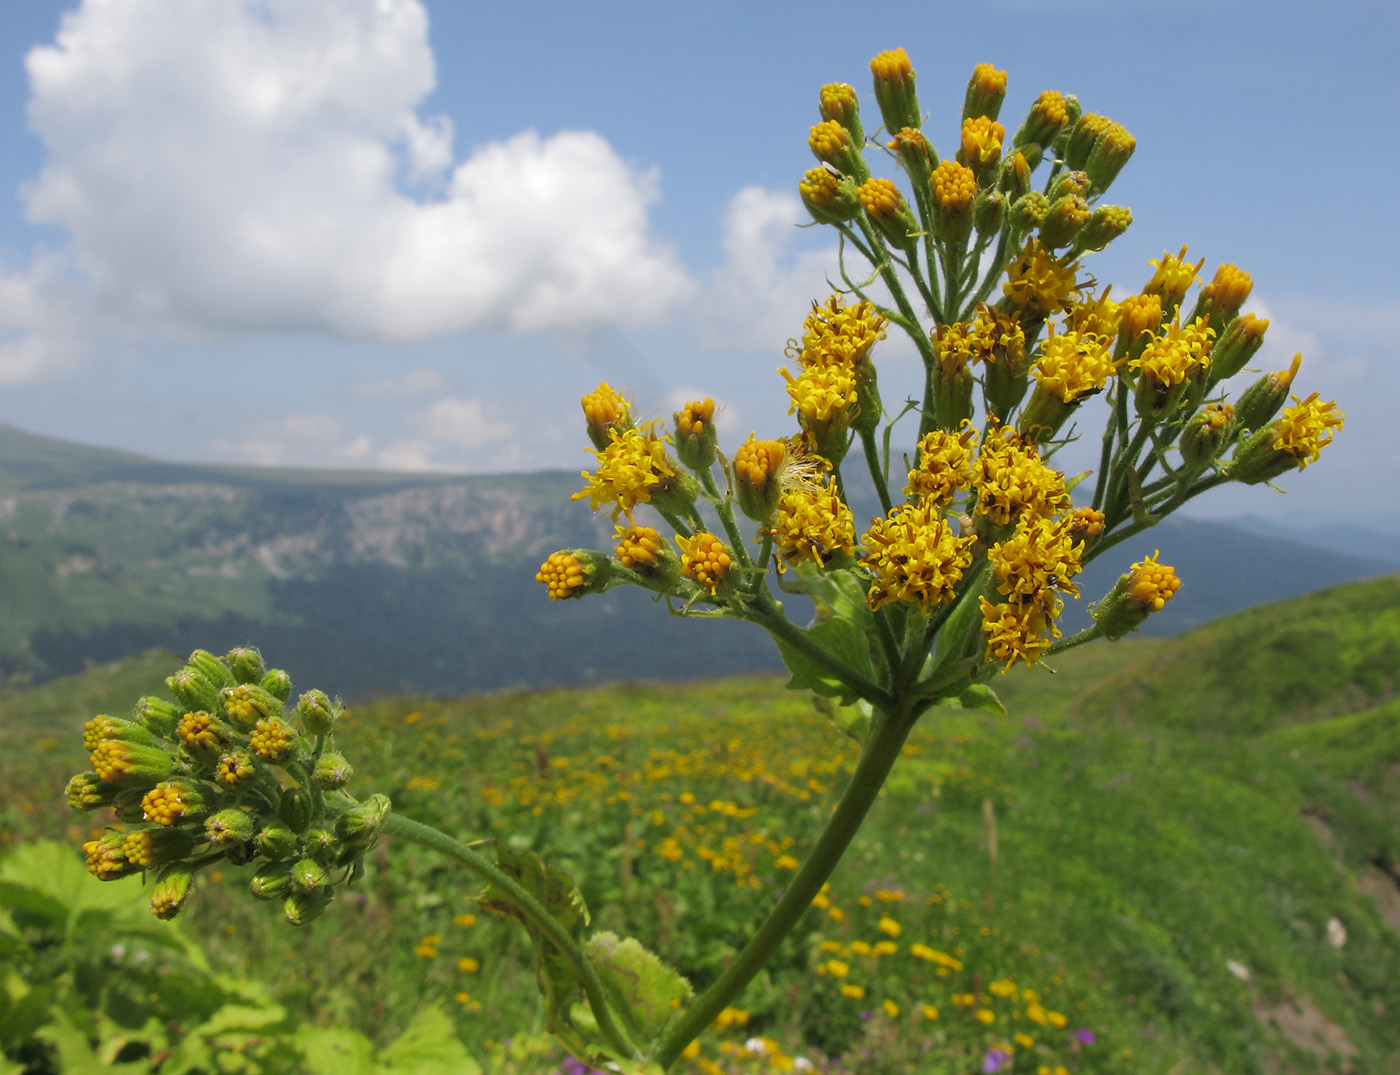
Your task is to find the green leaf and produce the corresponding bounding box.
[782,564,875,629]
[478,843,592,1054]
[772,617,875,706]
[379,1005,480,1075]
[811,695,873,745]
[934,683,1006,715]
[0,970,53,1054]
[296,1026,376,1075]
[583,932,692,1040]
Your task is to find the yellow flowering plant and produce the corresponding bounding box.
[65,48,1343,1073]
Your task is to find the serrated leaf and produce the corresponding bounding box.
[782,564,875,629]
[296,1026,376,1075]
[378,1005,480,1075]
[584,932,692,1039]
[811,695,872,745]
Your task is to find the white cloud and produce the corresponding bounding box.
[348,366,451,399]
[1,0,691,379]
[210,411,372,468]
[415,396,513,451]
[697,186,839,352]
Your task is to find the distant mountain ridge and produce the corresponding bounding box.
[0,421,1393,699]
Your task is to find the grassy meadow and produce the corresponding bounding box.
[3,576,1399,1074]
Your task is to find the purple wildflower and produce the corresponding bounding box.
[982,1048,1012,1074]
[1075,1028,1096,1045]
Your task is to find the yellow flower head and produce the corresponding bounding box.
[799,166,841,209]
[877,915,902,938]
[1068,507,1106,541]
[537,551,586,599]
[840,983,866,1000]
[1145,244,1205,308]
[870,48,913,85]
[905,423,978,506]
[177,710,221,752]
[249,719,295,761]
[766,478,855,569]
[676,531,733,595]
[83,834,130,880]
[82,716,122,751]
[799,295,888,368]
[886,126,932,162]
[819,82,859,124]
[861,502,976,614]
[809,119,852,163]
[574,424,677,521]
[1069,289,1122,340]
[781,363,858,438]
[1002,239,1082,321]
[1131,315,1215,389]
[613,525,666,570]
[1117,292,1163,346]
[973,423,1069,525]
[1031,90,1068,130]
[216,750,254,786]
[988,514,1084,602]
[141,782,193,826]
[979,593,1062,672]
[1272,392,1345,469]
[959,115,1005,165]
[970,63,1006,96]
[1031,328,1116,403]
[581,382,631,447]
[858,178,904,223]
[931,160,976,213]
[1200,263,1253,316]
[1127,551,1182,611]
[675,398,715,439]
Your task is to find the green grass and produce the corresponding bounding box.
[3,578,1400,1074]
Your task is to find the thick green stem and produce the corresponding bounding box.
[859,428,894,515]
[382,813,640,1060]
[654,702,917,1068]
[750,597,892,707]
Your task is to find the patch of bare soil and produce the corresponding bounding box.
[1254,991,1357,1070]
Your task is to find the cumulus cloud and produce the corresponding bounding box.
[697,187,839,352]
[2,0,691,380]
[210,411,372,468]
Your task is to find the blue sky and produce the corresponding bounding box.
[0,0,1395,525]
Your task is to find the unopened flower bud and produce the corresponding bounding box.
[998,151,1031,201]
[83,715,153,752]
[166,667,220,713]
[973,190,1005,238]
[215,749,257,787]
[84,833,139,880]
[291,857,330,896]
[733,435,787,522]
[283,889,331,927]
[808,119,867,182]
[1207,313,1269,386]
[336,793,391,861]
[303,827,340,863]
[122,825,196,869]
[1013,90,1069,151]
[250,717,300,763]
[1191,263,1253,331]
[1038,195,1090,250]
[186,649,233,690]
[66,772,119,811]
[886,126,935,191]
[956,115,1004,181]
[150,867,194,921]
[279,786,314,834]
[581,382,633,451]
[132,695,183,739]
[870,48,920,135]
[206,806,258,846]
[930,160,976,245]
[1048,170,1089,202]
[112,787,148,823]
[799,166,862,224]
[141,780,206,826]
[1085,122,1135,195]
[1116,294,1163,362]
[220,683,284,729]
[1068,507,1106,543]
[613,524,682,592]
[1093,552,1182,640]
[226,646,266,685]
[1233,354,1301,432]
[1179,402,1234,470]
[819,82,865,150]
[295,689,339,736]
[858,177,920,251]
[260,668,293,703]
[89,740,173,787]
[963,63,1007,122]
[674,398,718,471]
[1072,204,1133,255]
[1063,112,1111,172]
[312,751,354,790]
[176,710,230,762]
[250,861,293,901]
[1008,191,1049,233]
[256,820,300,860]
[536,549,614,601]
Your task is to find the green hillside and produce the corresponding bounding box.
[3,575,1399,1072]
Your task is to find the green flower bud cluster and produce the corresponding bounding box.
[70,648,390,925]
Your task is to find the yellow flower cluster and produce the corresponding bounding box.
[930,160,975,213]
[574,424,676,521]
[1273,392,1346,469]
[766,479,855,569]
[536,551,585,600]
[1126,551,1182,611]
[861,503,976,614]
[973,423,1068,525]
[904,424,977,506]
[677,531,733,594]
[1002,239,1082,321]
[1132,315,1215,389]
[141,782,192,826]
[249,719,294,761]
[1031,329,1116,403]
[613,525,666,570]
